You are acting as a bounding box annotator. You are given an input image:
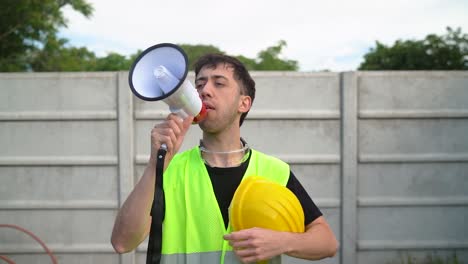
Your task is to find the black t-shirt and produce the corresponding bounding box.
[206,150,323,228]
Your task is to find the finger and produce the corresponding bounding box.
[158,134,174,151]
[165,119,182,138]
[172,115,193,136]
[168,114,193,137]
[234,248,265,264]
[235,247,257,258]
[153,121,180,150]
[230,239,252,249]
[151,128,164,150]
[151,127,174,148]
[224,230,251,241]
[166,113,184,128]
[182,116,194,131]
[242,255,263,264]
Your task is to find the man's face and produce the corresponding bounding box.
[195,63,251,133]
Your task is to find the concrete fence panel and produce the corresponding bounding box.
[0,71,467,264]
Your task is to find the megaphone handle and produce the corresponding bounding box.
[170,108,189,120]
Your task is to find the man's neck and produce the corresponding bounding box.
[202,133,240,151]
[201,128,246,167]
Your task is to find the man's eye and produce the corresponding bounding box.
[216,82,224,87]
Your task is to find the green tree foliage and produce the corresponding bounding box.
[178,40,298,71]
[359,27,468,70]
[0,0,93,71]
[178,44,223,70]
[1,1,298,72]
[32,35,139,72]
[255,40,298,71]
[31,36,97,71]
[95,52,133,71]
[235,55,257,71]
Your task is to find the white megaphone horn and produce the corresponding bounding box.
[128,43,207,123]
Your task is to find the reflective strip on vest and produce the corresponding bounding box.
[161,251,282,264]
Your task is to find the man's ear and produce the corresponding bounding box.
[238,95,252,114]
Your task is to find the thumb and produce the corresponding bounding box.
[167,116,194,159]
[182,116,194,133]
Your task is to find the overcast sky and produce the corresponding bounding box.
[59,0,468,72]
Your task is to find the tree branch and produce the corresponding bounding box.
[0,23,22,41]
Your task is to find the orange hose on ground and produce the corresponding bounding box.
[0,255,16,264]
[0,224,58,264]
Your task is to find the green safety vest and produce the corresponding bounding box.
[160,147,290,264]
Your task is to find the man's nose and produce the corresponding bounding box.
[199,81,214,97]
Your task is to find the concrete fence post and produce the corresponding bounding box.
[340,72,358,264]
[117,72,136,264]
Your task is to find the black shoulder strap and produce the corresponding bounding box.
[146,148,166,264]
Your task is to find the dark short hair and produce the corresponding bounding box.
[194,54,255,126]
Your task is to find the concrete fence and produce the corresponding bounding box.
[0,71,467,264]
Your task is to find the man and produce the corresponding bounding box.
[111,54,338,263]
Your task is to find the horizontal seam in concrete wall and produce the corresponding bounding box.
[359,110,468,119]
[356,71,468,77]
[135,154,341,165]
[358,196,468,207]
[314,198,341,208]
[358,240,468,250]
[6,240,466,254]
[179,71,339,78]
[0,72,118,78]
[0,244,115,253]
[0,200,341,210]
[0,111,117,121]
[275,154,340,164]
[248,110,340,120]
[0,200,118,210]
[134,110,341,120]
[0,156,118,166]
[250,72,340,77]
[359,153,468,163]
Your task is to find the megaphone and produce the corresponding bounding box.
[128,43,207,123]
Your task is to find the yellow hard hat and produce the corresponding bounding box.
[229,176,305,233]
